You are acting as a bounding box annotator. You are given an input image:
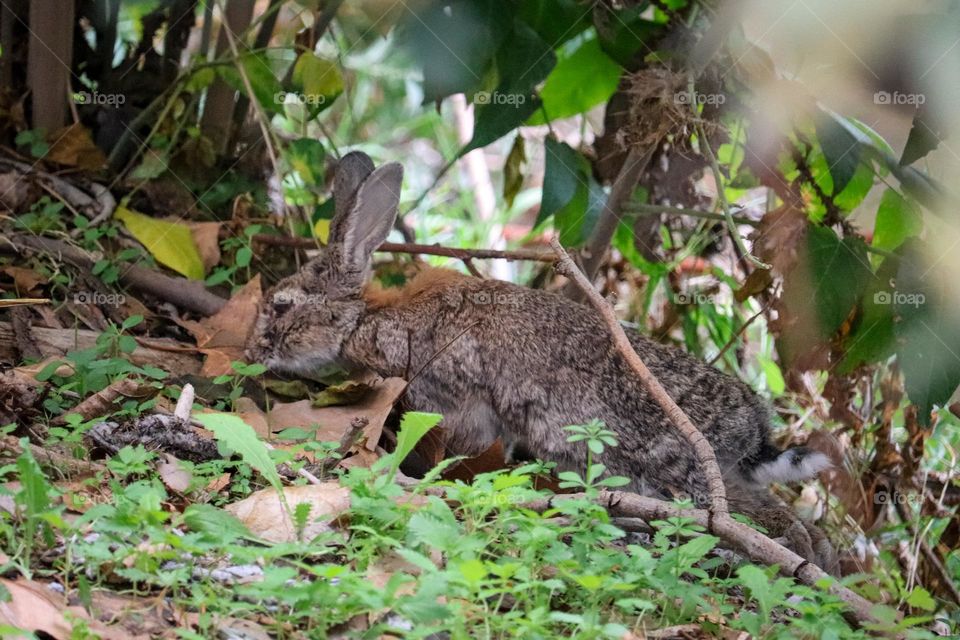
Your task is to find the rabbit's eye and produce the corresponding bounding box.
[272,297,294,316]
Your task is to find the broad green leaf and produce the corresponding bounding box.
[286,138,326,186]
[537,138,583,226]
[195,412,283,492]
[815,117,862,195]
[517,0,590,45]
[837,258,898,373]
[900,109,941,166]
[291,53,343,113]
[16,439,53,517]
[873,188,922,253]
[219,53,284,114]
[463,21,555,153]
[399,0,515,103]
[894,241,960,425]
[392,411,443,472]
[555,173,604,246]
[758,356,785,395]
[527,35,622,125]
[114,206,205,279]
[806,226,873,337]
[182,503,254,543]
[596,5,660,66]
[906,586,936,611]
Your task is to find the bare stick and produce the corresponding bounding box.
[551,237,728,514]
[5,233,227,316]
[565,146,653,299]
[250,233,556,263]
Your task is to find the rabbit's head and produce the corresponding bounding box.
[246,151,403,374]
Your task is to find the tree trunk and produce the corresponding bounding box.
[28,0,74,132]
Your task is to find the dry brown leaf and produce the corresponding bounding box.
[59,481,112,514]
[181,275,262,376]
[234,397,271,439]
[82,589,173,638]
[266,376,406,449]
[0,578,125,640]
[224,482,351,543]
[188,222,223,272]
[1,266,47,295]
[45,124,107,170]
[157,453,193,493]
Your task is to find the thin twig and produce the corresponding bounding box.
[695,120,770,270]
[249,233,556,262]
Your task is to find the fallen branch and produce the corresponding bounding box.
[249,233,556,263]
[3,233,227,316]
[0,321,202,374]
[549,237,882,627]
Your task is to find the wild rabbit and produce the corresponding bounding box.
[247,151,837,572]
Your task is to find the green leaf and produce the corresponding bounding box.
[806,226,873,337]
[503,135,526,208]
[392,411,443,472]
[399,0,515,103]
[900,109,942,166]
[220,53,284,114]
[815,117,862,195]
[290,54,343,115]
[894,241,960,425]
[517,0,590,45]
[286,138,326,186]
[873,188,922,253]
[758,356,785,395]
[527,35,622,125]
[556,173,604,246]
[114,206,205,279]
[906,586,936,611]
[837,257,899,373]
[194,412,283,492]
[462,21,555,153]
[182,503,253,543]
[538,138,584,226]
[16,439,53,517]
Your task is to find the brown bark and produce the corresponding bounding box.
[28,0,74,131]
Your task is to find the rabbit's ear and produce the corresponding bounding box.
[329,151,375,242]
[337,162,403,272]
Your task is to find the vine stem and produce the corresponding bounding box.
[695,120,770,270]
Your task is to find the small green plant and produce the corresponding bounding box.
[14,128,48,158]
[211,361,268,411]
[14,196,64,233]
[107,445,156,478]
[559,420,631,493]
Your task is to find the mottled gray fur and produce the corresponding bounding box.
[246,152,837,572]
